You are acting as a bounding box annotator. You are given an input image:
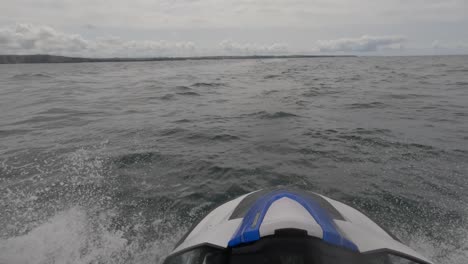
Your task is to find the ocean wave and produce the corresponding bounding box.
[184,132,240,143]
[211,134,240,141]
[347,102,387,109]
[174,85,192,91]
[383,93,435,100]
[302,85,339,97]
[262,90,279,95]
[302,89,321,97]
[448,81,468,86]
[172,119,192,123]
[338,134,435,150]
[159,127,187,136]
[114,151,165,167]
[176,91,201,96]
[0,129,31,137]
[351,127,392,136]
[190,82,225,87]
[249,111,299,119]
[263,74,281,79]
[10,73,53,80]
[9,114,90,126]
[159,94,176,100]
[445,68,468,73]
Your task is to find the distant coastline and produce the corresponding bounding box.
[0,54,356,64]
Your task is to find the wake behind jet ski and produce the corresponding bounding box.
[163,189,433,264]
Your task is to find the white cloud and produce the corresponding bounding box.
[432,40,468,50]
[90,37,196,57]
[430,40,468,54]
[456,43,468,49]
[0,24,88,53]
[219,40,288,55]
[0,24,197,57]
[316,35,406,52]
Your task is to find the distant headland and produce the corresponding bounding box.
[0,54,356,64]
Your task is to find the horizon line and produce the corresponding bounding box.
[1,53,467,64]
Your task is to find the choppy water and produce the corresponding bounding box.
[0,56,467,264]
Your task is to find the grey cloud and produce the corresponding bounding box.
[432,40,441,49]
[316,35,406,52]
[0,24,291,57]
[432,40,468,50]
[0,24,88,53]
[457,43,468,49]
[83,24,97,30]
[3,0,467,30]
[91,37,196,57]
[431,40,468,53]
[0,24,197,57]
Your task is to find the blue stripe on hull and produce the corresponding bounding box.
[227,190,358,251]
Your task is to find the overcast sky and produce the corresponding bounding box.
[1,0,467,57]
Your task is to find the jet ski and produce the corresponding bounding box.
[163,189,433,264]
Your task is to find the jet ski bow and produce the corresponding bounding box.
[163,189,433,264]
